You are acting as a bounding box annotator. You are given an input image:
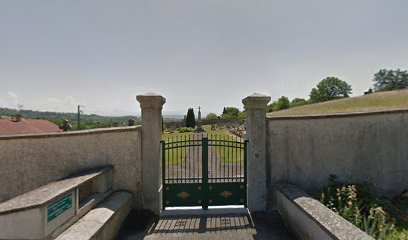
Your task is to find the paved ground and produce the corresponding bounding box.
[119,209,298,240]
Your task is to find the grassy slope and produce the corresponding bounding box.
[268,89,408,117]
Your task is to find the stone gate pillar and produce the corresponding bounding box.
[137,93,166,214]
[242,93,271,212]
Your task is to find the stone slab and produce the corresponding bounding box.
[275,182,373,240]
[0,166,112,214]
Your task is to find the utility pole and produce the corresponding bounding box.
[77,105,84,130]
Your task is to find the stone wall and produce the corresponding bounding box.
[267,110,408,199]
[274,182,373,240]
[0,126,142,203]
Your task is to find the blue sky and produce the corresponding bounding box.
[1,0,407,116]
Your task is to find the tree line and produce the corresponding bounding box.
[267,68,408,113]
[0,107,140,130]
[183,107,246,128]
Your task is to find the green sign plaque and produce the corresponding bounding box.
[47,193,73,222]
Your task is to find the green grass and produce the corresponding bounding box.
[202,124,212,131]
[209,134,244,163]
[162,132,192,165]
[202,126,244,163]
[268,89,408,117]
[162,132,193,141]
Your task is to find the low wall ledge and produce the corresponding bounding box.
[0,166,112,214]
[267,108,408,120]
[0,125,142,141]
[275,182,373,240]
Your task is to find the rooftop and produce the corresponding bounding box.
[0,117,61,136]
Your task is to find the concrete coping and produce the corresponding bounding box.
[0,126,141,140]
[136,93,166,109]
[0,166,113,214]
[242,93,271,110]
[275,182,373,240]
[267,108,408,120]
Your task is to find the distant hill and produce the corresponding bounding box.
[0,108,140,126]
[163,115,184,121]
[268,89,408,117]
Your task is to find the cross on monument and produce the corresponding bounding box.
[194,106,206,133]
[198,106,202,120]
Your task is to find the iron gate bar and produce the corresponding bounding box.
[202,137,209,210]
[244,138,248,194]
[161,140,165,195]
[162,134,248,209]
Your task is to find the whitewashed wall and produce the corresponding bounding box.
[0,127,142,203]
[267,110,408,198]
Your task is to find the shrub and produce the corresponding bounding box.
[316,175,395,239]
[176,127,194,133]
[268,96,290,112]
[205,113,218,120]
[290,98,308,108]
[221,107,240,118]
[237,111,246,119]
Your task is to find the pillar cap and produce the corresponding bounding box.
[242,93,271,110]
[136,93,166,109]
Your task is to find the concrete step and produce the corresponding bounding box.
[56,191,133,240]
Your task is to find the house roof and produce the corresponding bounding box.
[0,118,61,136]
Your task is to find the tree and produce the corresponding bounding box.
[237,111,246,119]
[267,96,290,112]
[205,113,218,120]
[221,107,240,119]
[182,115,187,126]
[267,102,277,112]
[309,77,352,103]
[185,108,196,128]
[290,98,308,108]
[373,69,408,91]
[275,96,290,110]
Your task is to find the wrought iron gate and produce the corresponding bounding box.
[161,134,247,209]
